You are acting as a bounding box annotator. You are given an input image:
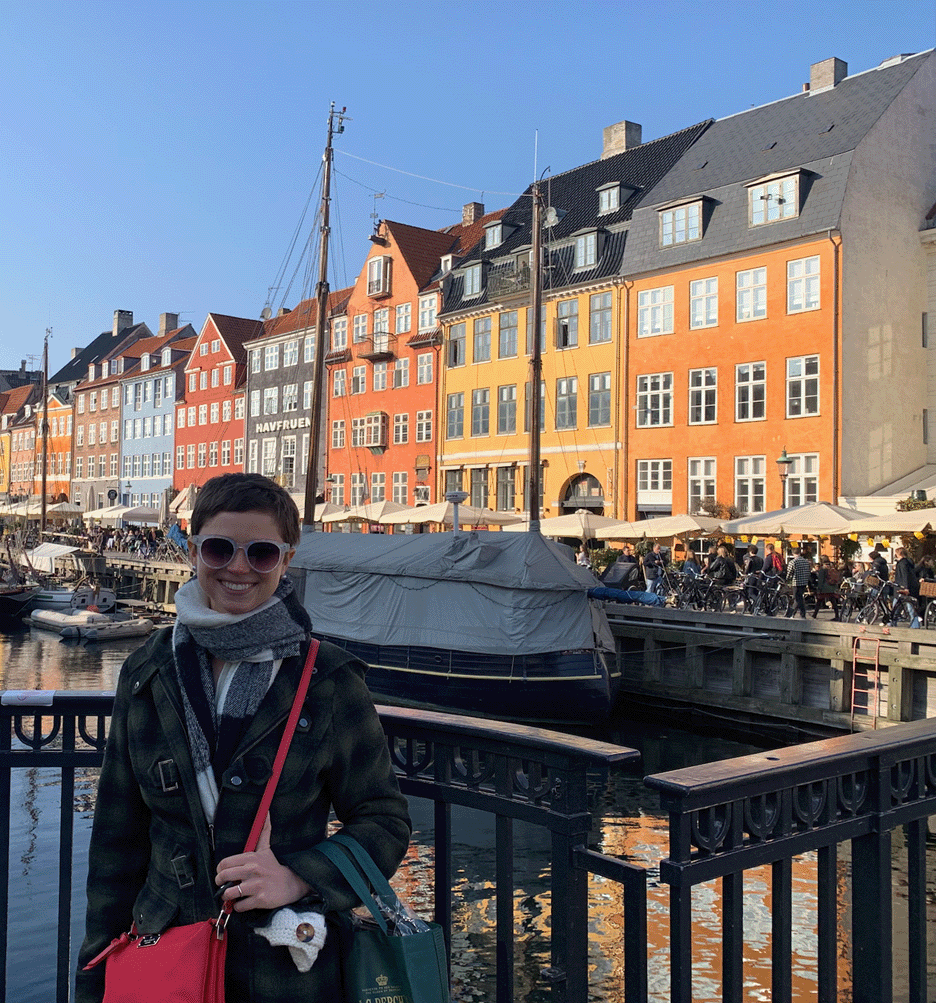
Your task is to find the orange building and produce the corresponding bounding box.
[37,389,74,502]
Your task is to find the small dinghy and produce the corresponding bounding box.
[28,608,113,632]
[61,618,155,641]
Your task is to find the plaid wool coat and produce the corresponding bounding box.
[75,627,412,1003]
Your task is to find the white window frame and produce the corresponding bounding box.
[688,368,717,425]
[735,362,766,422]
[636,372,673,427]
[734,455,766,514]
[785,453,819,506]
[574,232,597,269]
[659,201,701,246]
[736,267,767,322]
[637,286,674,337]
[417,353,433,385]
[786,355,819,418]
[463,264,482,298]
[749,174,798,226]
[787,256,820,313]
[689,277,718,329]
[688,457,716,514]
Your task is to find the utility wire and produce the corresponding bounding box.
[336,149,522,197]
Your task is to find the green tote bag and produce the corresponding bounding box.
[316,833,450,1003]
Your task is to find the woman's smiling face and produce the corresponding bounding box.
[188,510,294,615]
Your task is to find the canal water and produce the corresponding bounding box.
[0,627,929,1001]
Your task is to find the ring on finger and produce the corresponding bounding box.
[236,883,244,898]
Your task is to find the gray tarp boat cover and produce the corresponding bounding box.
[290,530,615,657]
[21,543,80,574]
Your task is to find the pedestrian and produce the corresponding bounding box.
[76,472,411,1003]
[892,546,922,627]
[813,555,842,620]
[706,544,738,586]
[682,552,702,577]
[785,548,811,618]
[642,542,666,594]
[576,545,590,567]
[869,548,890,583]
[742,545,764,575]
[763,543,785,577]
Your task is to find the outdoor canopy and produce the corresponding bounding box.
[720,502,874,537]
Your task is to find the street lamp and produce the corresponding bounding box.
[775,447,794,508]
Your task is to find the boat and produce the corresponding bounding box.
[28,608,113,632]
[290,530,619,723]
[61,618,154,641]
[0,585,42,625]
[31,584,117,613]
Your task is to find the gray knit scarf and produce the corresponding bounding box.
[172,575,309,823]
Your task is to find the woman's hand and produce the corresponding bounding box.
[215,815,313,912]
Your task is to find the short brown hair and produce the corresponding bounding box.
[190,473,301,545]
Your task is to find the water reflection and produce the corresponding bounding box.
[0,628,931,1001]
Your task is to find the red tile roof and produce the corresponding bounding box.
[204,313,265,361]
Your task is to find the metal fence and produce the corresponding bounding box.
[1,692,934,1002]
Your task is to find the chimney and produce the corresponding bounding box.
[602,120,642,159]
[71,347,81,360]
[113,309,133,336]
[810,57,847,92]
[277,307,291,317]
[158,312,179,335]
[462,202,485,225]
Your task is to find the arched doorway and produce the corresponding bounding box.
[561,473,604,514]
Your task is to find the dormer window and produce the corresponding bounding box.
[88,364,96,382]
[440,255,454,274]
[367,255,391,297]
[162,348,172,366]
[747,172,800,226]
[573,231,598,269]
[484,222,503,250]
[659,200,702,246]
[463,264,482,298]
[141,354,150,371]
[597,183,620,214]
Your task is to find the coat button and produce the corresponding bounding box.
[298,717,309,729]
[230,776,242,786]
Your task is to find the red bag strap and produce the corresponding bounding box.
[242,638,320,854]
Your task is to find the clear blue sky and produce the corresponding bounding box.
[2,0,934,377]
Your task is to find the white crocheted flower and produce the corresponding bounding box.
[255,907,327,972]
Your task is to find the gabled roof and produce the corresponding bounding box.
[441,119,712,313]
[1,383,39,418]
[201,313,265,362]
[250,287,354,344]
[382,220,462,291]
[49,322,151,384]
[117,327,196,378]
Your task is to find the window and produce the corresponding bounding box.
[353,315,367,343]
[297,379,310,411]
[259,438,275,476]
[223,365,233,385]
[737,267,767,321]
[637,286,674,337]
[373,363,388,392]
[250,390,261,418]
[414,484,430,503]
[364,412,388,448]
[134,383,143,410]
[153,380,162,407]
[636,372,673,427]
[388,358,407,389]
[221,440,231,466]
[524,380,546,434]
[418,295,437,331]
[373,308,390,341]
[689,368,717,424]
[211,339,220,353]
[416,410,432,443]
[351,367,366,395]
[525,307,546,355]
[200,372,207,390]
[284,340,299,366]
[111,453,118,477]
[351,418,365,448]
[473,318,491,363]
[556,300,578,348]
[588,372,611,427]
[463,264,482,297]
[187,444,196,469]
[209,442,218,467]
[574,232,597,268]
[659,202,701,246]
[749,175,798,226]
[598,184,620,214]
[556,377,577,430]
[448,324,466,367]
[690,277,718,329]
[785,454,819,506]
[77,394,85,415]
[392,471,408,504]
[589,292,612,344]
[735,456,766,513]
[76,425,84,447]
[447,393,465,439]
[125,418,134,439]
[250,350,262,373]
[88,423,96,446]
[196,443,206,468]
[393,413,409,444]
[367,256,391,296]
[637,459,672,491]
[200,343,208,356]
[498,311,518,358]
[246,440,258,473]
[262,387,278,415]
[264,345,279,370]
[395,303,411,333]
[301,335,314,363]
[493,466,514,510]
[222,400,231,422]
[281,438,296,487]
[75,456,83,479]
[111,420,119,442]
[234,438,244,465]
[332,420,346,449]
[211,368,219,388]
[688,457,716,513]
[333,370,346,397]
[469,467,488,509]
[736,362,766,421]
[176,445,185,470]
[497,385,517,435]
[112,386,120,408]
[417,353,433,385]
[471,389,490,437]
[786,355,819,417]
[330,473,345,506]
[89,391,97,412]
[142,417,152,438]
[210,402,219,424]
[484,223,503,249]
[351,473,365,506]
[187,406,196,426]
[332,317,348,349]
[787,256,820,313]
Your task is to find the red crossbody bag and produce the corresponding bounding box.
[83,639,320,1003]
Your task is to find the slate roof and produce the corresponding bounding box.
[440,120,711,315]
[623,51,933,274]
[49,322,151,385]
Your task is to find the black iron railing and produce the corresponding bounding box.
[0,693,642,1003]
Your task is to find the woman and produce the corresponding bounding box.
[706,545,738,586]
[76,473,411,1002]
[812,555,842,620]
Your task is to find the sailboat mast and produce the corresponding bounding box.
[527,181,544,533]
[40,328,49,535]
[303,102,346,533]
